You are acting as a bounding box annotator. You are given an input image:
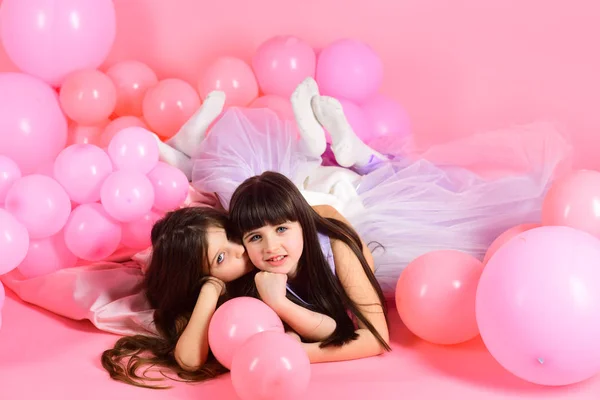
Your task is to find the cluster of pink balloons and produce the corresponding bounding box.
[208,297,311,400]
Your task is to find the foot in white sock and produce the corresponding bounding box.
[154,134,193,180]
[166,90,226,157]
[291,77,326,157]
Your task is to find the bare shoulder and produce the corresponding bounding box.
[312,204,345,221]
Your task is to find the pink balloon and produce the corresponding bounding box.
[17,231,78,279]
[231,331,311,400]
[147,162,190,211]
[0,155,21,205]
[68,120,109,146]
[252,36,317,98]
[395,250,484,345]
[121,210,163,250]
[327,99,369,143]
[100,116,148,148]
[60,69,117,125]
[143,79,201,138]
[100,171,155,222]
[0,73,68,174]
[477,226,600,386]
[541,169,600,238]
[106,60,158,117]
[199,57,258,107]
[208,297,285,369]
[362,94,411,141]
[483,223,541,264]
[249,95,295,121]
[5,175,72,239]
[0,208,30,275]
[0,0,116,87]
[316,39,383,104]
[54,144,114,204]
[107,127,159,173]
[0,282,5,310]
[63,203,122,261]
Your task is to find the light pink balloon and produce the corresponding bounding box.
[107,127,159,173]
[252,35,316,98]
[0,0,116,87]
[54,144,114,204]
[199,57,258,107]
[316,39,383,104]
[106,60,158,117]
[231,331,311,400]
[362,94,411,142]
[5,175,72,239]
[63,203,122,261]
[67,120,110,146]
[100,116,148,148]
[100,171,155,222]
[0,208,30,275]
[208,297,285,369]
[17,231,78,278]
[147,162,190,211]
[0,155,21,205]
[0,73,68,174]
[143,79,201,139]
[483,223,541,264]
[477,226,600,386]
[249,95,295,121]
[0,282,5,310]
[121,210,163,250]
[60,69,117,125]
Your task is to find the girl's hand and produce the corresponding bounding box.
[254,271,288,308]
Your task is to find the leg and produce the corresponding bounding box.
[153,135,193,180]
[291,77,327,157]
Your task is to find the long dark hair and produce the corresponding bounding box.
[229,171,390,351]
[101,207,253,388]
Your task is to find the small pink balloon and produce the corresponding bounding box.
[0,155,21,205]
[0,282,5,310]
[64,203,122,261]
[143,79,201,138]
[106,60,158,117]
[0,208,29,275]
[249,95,295,121]
[54,144,114,204]
[68,120,110,146]
[208,297,285,369]
[316,39,383,104]
[17,231,78,278]
[231,331,311,400]
[199,57,258,107]
[100,171,155,222]
[100,116,148,148]
[147,162,190,211]
[107,127,159,173]
[395,250,484,345]
[60,69,117,125]
[484,223,541,264]
[362,94,411,141]
[5,175,72,239]
[121,209,163,250]
[252,35,317,98]
[477,226,600,386]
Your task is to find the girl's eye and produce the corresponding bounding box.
[249,235,261,242]
[276,226,288,233]
[217,253,225,264]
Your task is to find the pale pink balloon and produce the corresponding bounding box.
[63,203,122,261]
[4,175,72,239]
[67,120,110,146]
[100,171,155,222]
[252,35,316,98]
[121,210,163,250]
[106,60,158,117]
[0,282,5,310]
[477,226,600,386]
[395,250,484,345]
[0,208,30,275]
[0,0,116,87]
[208,297,285,369]
[231,331,311,400]
[17,231,78,278]
[100,116,148,148]
[107,127,159,173]
[0,73,68,174]
[249,95,295,121]
[483,223,541,264]
[0,155,21,205]
[54,144,114,204]
[362,94,411,142]
[199,57,258,107]
[60,69,117,125]
[143,79,201,138]
[147,162,190,211]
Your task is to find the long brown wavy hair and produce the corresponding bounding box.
[101,207,254,389]
[229,171,390,350]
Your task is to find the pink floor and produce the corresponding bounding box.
[0,289,597,400]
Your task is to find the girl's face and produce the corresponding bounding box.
[241,221,304,277]
[205,227,252,282]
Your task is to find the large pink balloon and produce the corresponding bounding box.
[100,116,148,148]
[0,155,21,205]
[59,69,117,125]
[395,250,484,345]
[483,223,541,264]
[361,94,411,141]
[0,282,5,310]
[107,127,159,174]
[199,57,258,107]
[252,36,316,98]
[231,331,311,400]
[68,120,109,146]
[147,162,190,211]
[0,73,68,174]
[5,175,72,239]
[17,231,78,279]
[121,210,163,250]
[0,208,30,275]
[477,226,600,386]
[100,171,155,222]
[106,61,158,117]
[208,297,285,369]
[249,95,295,121]
[0,0,116,87]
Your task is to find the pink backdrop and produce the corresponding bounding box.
[1,0,598,168]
